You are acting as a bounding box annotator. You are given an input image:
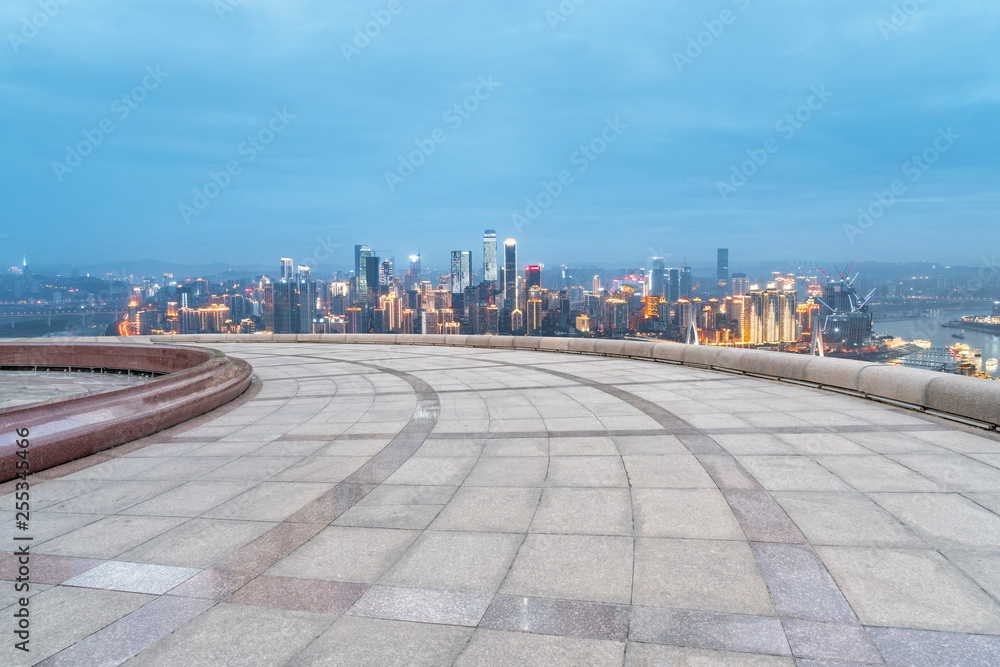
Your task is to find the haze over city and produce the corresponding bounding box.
[4,0,999,269]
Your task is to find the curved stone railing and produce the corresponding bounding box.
[150,333,1000,431]
[0,342,253,481]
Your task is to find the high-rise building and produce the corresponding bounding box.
[650,257,665,298]
[525,265,541,290]
[592,275,601,294]
[993,301,1000,318]
[717,249,729,290]
[504,239,517,308]
[273,279,298,334]
[280,257,293,281]
[356,246,373,296]
[297,265,316,333]
[732,273,749,297]
[668,269,680,303]
[680,266,692,299]
[527,299,542,333]
[451,251,473,295]
[364,255,380,303]
[483,230,498,284]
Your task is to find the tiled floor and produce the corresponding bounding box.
[3,341,1000,665]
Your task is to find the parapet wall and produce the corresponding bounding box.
[0,342,253,481]
[152,333,1000,430]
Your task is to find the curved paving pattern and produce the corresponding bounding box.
[3,341,1000,666]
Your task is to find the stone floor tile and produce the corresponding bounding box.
[431,486,540,533]
[817,546,1000,633]
[632,488,743,540]
[622,455,716,488]
[772,491,923,548]
[633,538,774,615]
[629,607,790,656]
[455,628,625,666]
[379,530,522,593]
[292,615,472,666]
[230,575,367,614]
[125,602,334,666]
[480,594,630,641]
[266,526,419,583]
[547,456,629,487]
[348,584,491,626]
[63,560,199,594]
[867,626,1000,667]
[501,534,632,604]
[529,487,629,536]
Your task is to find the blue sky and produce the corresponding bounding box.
[2,0,998,273]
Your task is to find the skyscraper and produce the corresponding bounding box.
[525,265,541,290]
[280,257,293,281]
[483,230,498,284]
[504,239,517,308]
[680,266,692,299]
[451,251,472,295]
[717,249,729,290]
[668,269,680,303]
[651,257,665,298]
[356,246,373,297]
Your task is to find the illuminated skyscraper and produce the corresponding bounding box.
[527,300,542,333]
[732,273,749,297]
[280,257,293,281]
[483,230,498,284]
[504,239,517,308]
[525,265,541,290]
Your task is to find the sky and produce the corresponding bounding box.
[2,0,998,275]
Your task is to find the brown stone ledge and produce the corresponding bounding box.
[0,342,252,481]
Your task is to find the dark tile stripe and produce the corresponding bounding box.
[480,594,630,641]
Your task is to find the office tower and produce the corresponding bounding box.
[365,255,381,303]
[559,289,571,327]
[651,257,665,298]
[680,266,692,299]
[732,273,749,297]
[345,307,363,334]
[356,246,373,296]
[606,299,629,332]
[381,259,393,286]
[261,279,274,332]
[525,265,541,290]
[422,310,439,335]
[504,239,517,308]
[280,258,293,281]
[297,265,316,333]
[526,300,542,333]
[451,251,473,295]
[592,275,601,294]
[717,249,729,290]
[405,254,421,292]
[668,269,680,303]
[779,287,797,343]
[511,308,524,333]
[483,230,498,284]
[273,279,299,334]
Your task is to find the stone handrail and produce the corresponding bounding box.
[151,333,1000,430]
[0,342,252,481]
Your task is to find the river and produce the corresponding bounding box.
[874,307,1000,379]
